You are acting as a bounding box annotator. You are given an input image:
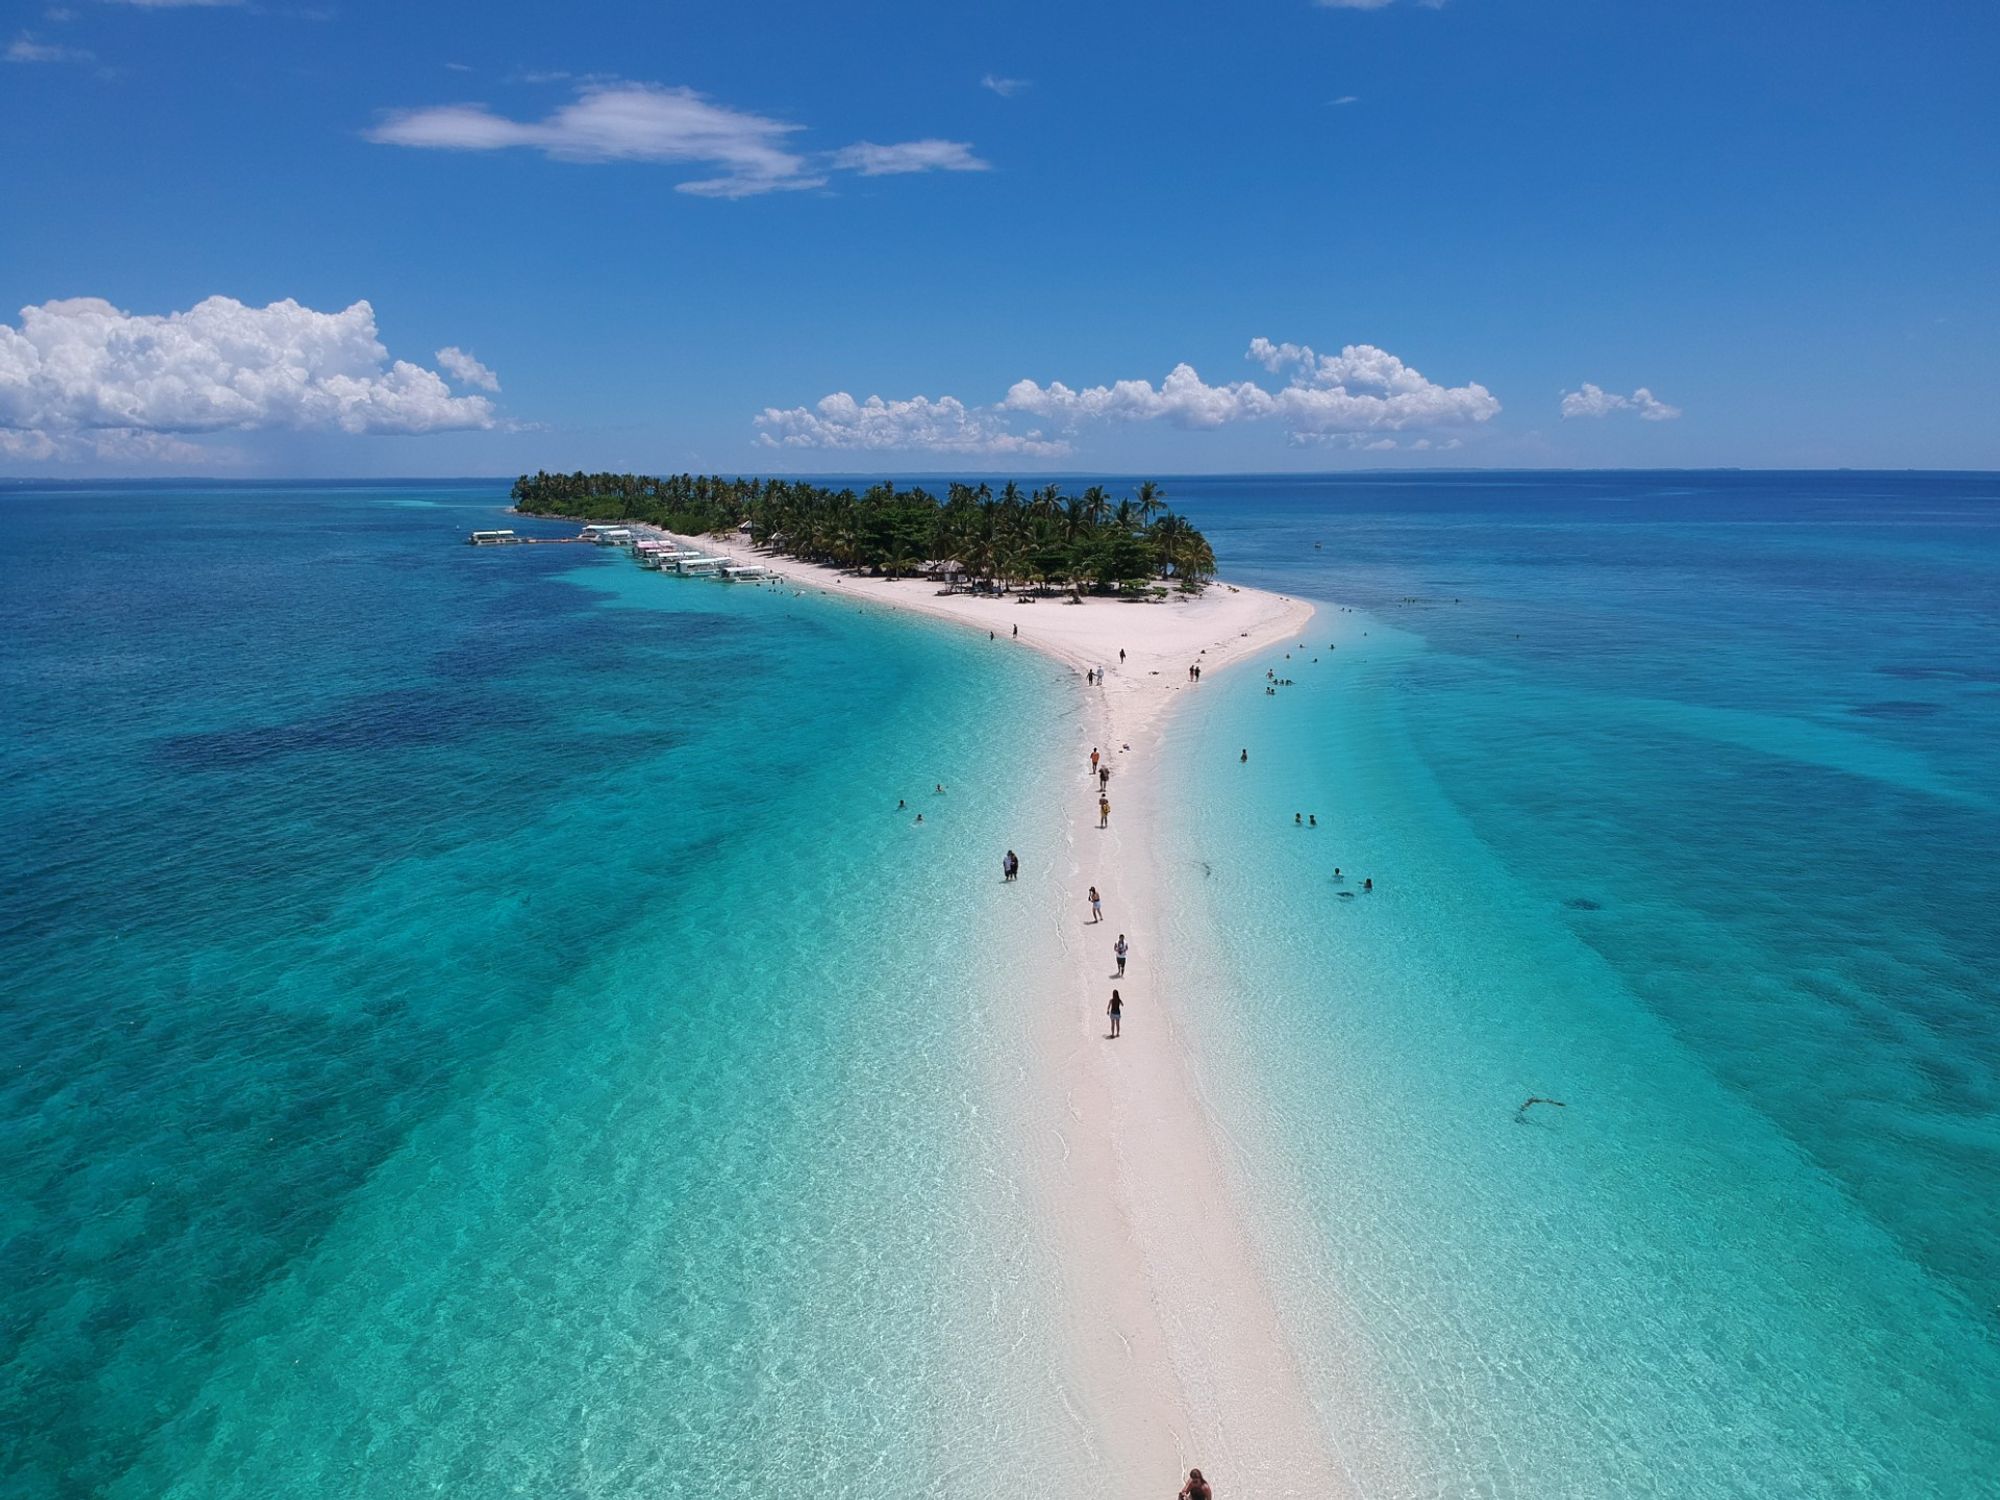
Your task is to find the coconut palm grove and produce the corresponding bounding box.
[509,472,1218,593]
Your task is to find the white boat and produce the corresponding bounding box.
[466,528,522,546]
[721,563,770,581]
[673,555,724,575]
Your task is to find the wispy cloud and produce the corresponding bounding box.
[829,139,987,176]
[981,73,1031,98]
[1316,0,1447,9]
[1329,95,1360,106]
[102,0,246,7]
[757,337,1499,454]
[1560,382,1682,421]
[367,80,987,198]
[7,32,94,63]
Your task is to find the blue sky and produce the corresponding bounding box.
[1,0,1995,476]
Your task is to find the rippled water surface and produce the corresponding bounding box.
[0,483,1077,1498]
[6,474,1998,1499]
[1155,471,2000,1497]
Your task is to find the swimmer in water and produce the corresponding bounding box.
[1363,878,1373,892]
[1240,749,1248,763]
[1295,813,1302,826]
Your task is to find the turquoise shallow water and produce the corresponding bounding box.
[1153,472,2000,1496]
[1,485,1083,1497]
[5,474,1998,1498]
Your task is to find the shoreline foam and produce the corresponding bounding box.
[644,531,1349,1495]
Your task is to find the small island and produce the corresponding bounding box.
[510,472,1218,595]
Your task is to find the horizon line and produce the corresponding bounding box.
[6,465,2000,487]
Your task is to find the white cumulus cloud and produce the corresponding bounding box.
[1560,382,1681,421]
[369,80,986,198]
[1004,365,1277,429]
[981,74,1031,97]
[435,345,501,392]
[0,296,498,458]
[755,393,1067,457]
[1007,339,1498,440]
[758,337,1496,455]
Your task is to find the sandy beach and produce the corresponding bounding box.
[649,529,1350,1496]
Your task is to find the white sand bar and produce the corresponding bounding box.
[655,532,1350,1497]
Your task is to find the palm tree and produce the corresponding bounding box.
[1062,496,1090,543]
[1135,480,1166,525]
[1150,510,1188,575]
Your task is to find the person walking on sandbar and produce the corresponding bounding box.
[1107,988,1123,1038]
[1098,795,1111,829]
[1114,933,1128,976]
[1089,886,1102,924]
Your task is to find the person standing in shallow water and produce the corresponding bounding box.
[1107,989,1123,1038]
[1002,849,1018,882]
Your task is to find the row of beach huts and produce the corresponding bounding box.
[467,522,773,582]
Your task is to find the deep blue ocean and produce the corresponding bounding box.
[3,473,1996,1497]
[1157,471,2000,1496]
